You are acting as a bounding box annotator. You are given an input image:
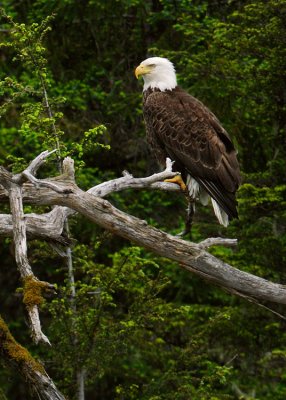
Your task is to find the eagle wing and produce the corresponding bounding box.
[143,87,241,218]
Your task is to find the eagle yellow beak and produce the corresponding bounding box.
[135,64,153,79]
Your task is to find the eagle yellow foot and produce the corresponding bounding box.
[164,175,187,192]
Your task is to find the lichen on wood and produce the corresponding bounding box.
[0,315,45,374]
[23,275,51,309]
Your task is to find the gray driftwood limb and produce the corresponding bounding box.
[59,190,286,305]
[0,207,70,244]
[1,155,286,307]
[8,182,51,345]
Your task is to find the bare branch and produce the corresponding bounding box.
[59,190,286,305]
[1,154,286,307]
[24,173,72,193]
[12,150,57,184]
[88,157,180,197]
[6,175,280,305]
[8,182,51,345]
[8,150,74,193]
[25,149,57,176]
[198,237,238,249]
[9,183,32,277]
[0,207,70,244]
[0,157,178,202]
[27,305,51,345]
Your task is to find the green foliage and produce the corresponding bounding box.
[46,247,167,393]
[46,246,237,400]
[69,125,110,168]
[0,11,61,167]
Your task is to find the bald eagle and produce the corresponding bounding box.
[135,57,241,228]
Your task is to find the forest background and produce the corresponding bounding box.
[0,0,286,399]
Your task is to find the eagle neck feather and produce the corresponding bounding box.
[143,74,177,92]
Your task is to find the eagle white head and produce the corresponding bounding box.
[135,57,177,92]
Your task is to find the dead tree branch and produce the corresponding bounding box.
[0,154,285,306]
[0,152,57,345]
[8,183,51,345]
[0,207,70,244]
[89,157,179,197]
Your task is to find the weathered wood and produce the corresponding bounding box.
[89,157,178,197]
[9,183,32,277]
[8,183,51,345]
[1,156,286,305]
[0,157,179,203]
[57,190,286,305]
[198,237,238,249]
[0,207,70,244]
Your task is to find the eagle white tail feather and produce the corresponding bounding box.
[211,198,229,227]
[187,174,229,226]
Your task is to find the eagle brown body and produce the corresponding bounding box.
[135,57,241,227]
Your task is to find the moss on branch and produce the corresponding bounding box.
[0,315,45,374]
[23,275,50,309]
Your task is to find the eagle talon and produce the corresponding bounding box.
[164,175,187,192]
